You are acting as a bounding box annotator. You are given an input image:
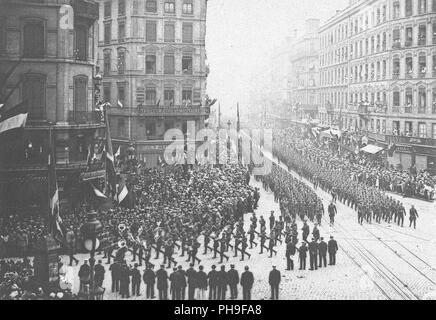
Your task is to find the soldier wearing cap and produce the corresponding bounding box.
[240,266,254,300]
[131,263,141,297]
[143,265,156,299]
[268,265,281,300]
[227,264,239,300]
[169,267,178,300]
[156,264,168,300]
[186,263,197,300]
[207,265,218,300]
[217,265,228,300]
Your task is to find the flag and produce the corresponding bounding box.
[0,101,28,135]
[117,100,123,108]
[0,58,22,90]
[86,144,93,165]
[0,103,4,110]
[387,142,397,157]
[103,104,117,197]
[115,146,121,158]
[118,183,129,204]
[91,183,107,199]
[48,132,64,242]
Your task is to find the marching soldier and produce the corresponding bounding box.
[268,230,275,258]
[219,234,226,264]
[240,236,248,261]
[328,201,337,226]
[285,240,296,271]
[259,228,266,254]
[164,237,174,268]
[312,224,320,242]
[298,242,308,270]
[269,211,275,230]
[250,212,258,229]
[409,205,418,229]
[302,221,310,243]
[203,231,210,255]
[397,203,406,227]
[212,234,219,259]
[248,225,256,249]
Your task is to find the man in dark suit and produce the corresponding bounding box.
[308,238,318,270]
[109,260,121,293]
[169,267,178,300]
[285,241,296,271]
[328,236,339,265]
[298,242,308,270]
[186,263,197,300]
[217,265,228,300]
[94,260,105,288]
[207,265,218,300]
[240,266,254,300]
[131,263,141,297]
[143,265,156,299]
[268,266,281,300]
[156,264,168,300]
[227,264,239,300]
[318,237,328,268]
[177,265,187,300]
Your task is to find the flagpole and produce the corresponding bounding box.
[47,124,52,225]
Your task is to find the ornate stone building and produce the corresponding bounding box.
[318,0,436,171]
[96,0,209,167]
[0,0,105,214]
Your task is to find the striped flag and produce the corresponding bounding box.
[117,100,124,108]
[48,132,64,242]
[117,183,129,204]
[91,183,107,199]
[0,101,28,135]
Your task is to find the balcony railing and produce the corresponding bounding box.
[68,111,103,125]
[404,106,412,113]
[109,105,211,117]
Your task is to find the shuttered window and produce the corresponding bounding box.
[182,23,193,43]
[164,54,175,74]
[164,23,175,42]
[146,21,157,42]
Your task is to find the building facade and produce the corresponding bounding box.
[318,0,436,171]
[289,19,321,120]
[0,0,105,215]
[96,0,209,167]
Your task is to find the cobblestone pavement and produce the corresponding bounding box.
[60,152,436,300]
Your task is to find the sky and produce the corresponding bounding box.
[205,0,349,116]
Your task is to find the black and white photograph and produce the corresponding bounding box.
[0,0,436,306]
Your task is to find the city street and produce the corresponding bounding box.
[62,160,436,300]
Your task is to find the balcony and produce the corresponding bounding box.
[71,0,99,21]
[404,106,412,113]
[109,105,211,117]
[68,111,103,125]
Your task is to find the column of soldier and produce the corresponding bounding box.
[272,128,419,228]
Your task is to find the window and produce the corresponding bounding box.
[433,23,436,44]
[146,120,156,136]
[406,56,413,78]
[23,22,44,58]
[382,5,387,21]
[164,54,175,74]
[182,89,192,105]
[183,0,193,14]
[104,1,111,18]
[0,19,5,53]
[117,118,126,137]
[418,123,427,138]
[393,1,400,19]
[104,51,111,75]
[103,83,111,103]
[104,23,111,45]
[118,22,125,42]
[164,23,175,42]
[405,88,413,108]
[182,55,192,74]
[146,0,157,13]
[118,50,125,74]
[406,0,413,16]
[405,27,413,47]
[418,24,426,45]
[433,54,436,76]
[23,75,46,120]
[393,29,400,48]
[75,26,87,61]
[419,54,427,77]
[118,0,126,16]
[74,76,88,113]
[146,21,157,42]
[433,124,436,139]
[145,54,156,74]
[382,60,387,78]
[164,88,174,106]
[418,87,427,113]
[382,32,387,51]
[182,23,193,43]
[117,85,125,107]
[434,0,436,11]
[393,90,400,107]
[418,0,427,14]
[145,87,156,105]
[433,88,436,113]
[164,1,175,13]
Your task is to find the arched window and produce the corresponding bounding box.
[418,86,426,113]
[405,88,413,112]
[393,87,400,107]
[145,53,156,74]
[393,56,400,79]
[145,0,157,13]
[23,21,44,58]
[23,74,46,120]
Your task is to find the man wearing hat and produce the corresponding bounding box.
[328,236,339,265]
[156,264,168,300]
[298,242,308,270]
[196,265,208,300]
[268,265,281,300]
[227,264,239,300]
[186,263,197,300]
[94,260,105,288]
[143,265,156,299]
[318,237,328,268]
[207,265,218,300]
[217,265,228,300]
[177,265,187,300]
[269,211,275,231]
[169,267,178,300]
[240,266,254,300]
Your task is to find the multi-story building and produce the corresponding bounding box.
[318,0,436,172]
[0,0,105,215]
[289,19,320,120]
[96,0,209,167]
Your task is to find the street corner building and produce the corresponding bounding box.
[316,0,436,173]
[96,0,210,168]
[0,0,107,215]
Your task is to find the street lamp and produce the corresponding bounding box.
[80,210,103,300]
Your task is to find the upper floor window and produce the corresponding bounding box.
[74,76,88,113]
[405,27,413,47]
[182,55,192,74]
[433,0,436,12]
[183,0,193,14]
[0,19,5,53]
[146,0,157,13]
[118,22,126,42]
[104,23,111,44]
[75,25,88,61]
[418,0,427,14]
[418,24,426,45]
[118,0,126,16]
[164,23,175,42]
[145,54,156,74]
[182,23,193,43]
[104,1,111,18]
[117,50,125,74]
[23,21,44,58]
[146,21,157,42]
[164,1,175,13]
[406,0,413,16]
[103,83,111,103]
[104,51,111,75]
[23,74,46,121]
[393,1,400,19]
[164,54,175,74]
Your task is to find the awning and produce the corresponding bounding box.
[360,144,383,154]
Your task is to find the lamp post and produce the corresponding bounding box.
[80,210,103,300]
